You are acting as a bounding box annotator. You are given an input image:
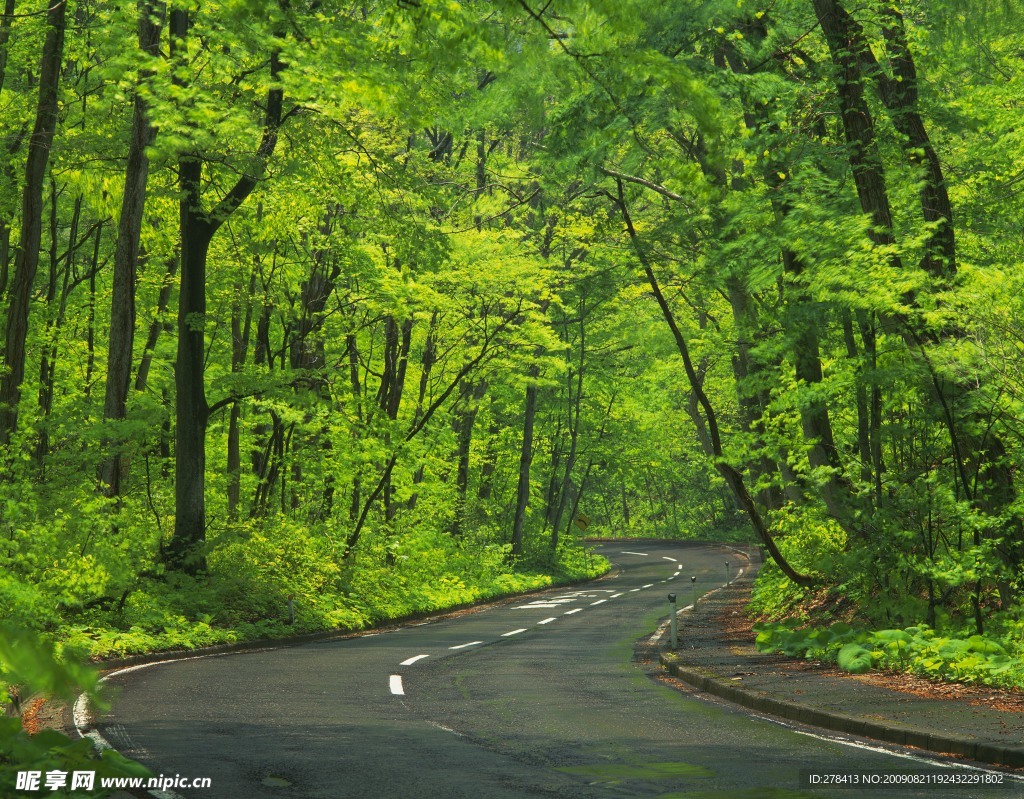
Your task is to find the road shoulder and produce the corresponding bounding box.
[659,569,1024,772]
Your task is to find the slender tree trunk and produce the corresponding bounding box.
[0,1,18,303]
[286,206,341,518]
[407,311,438,510]
[101,0,164,496]
[346,332,362,521]
[551,312,585,549]
[451,380,485,536]
[226,267,256,520]
[0,0,67,446]
[375,315,412,522]
[510,369,539,558]
[614,178,814,586]
[842,309,873,487]
[134,255,178,392]
[34,185,81,468]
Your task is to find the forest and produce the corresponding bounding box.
[3,0,1024,781]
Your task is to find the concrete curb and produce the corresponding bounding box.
[660,653,1024,769]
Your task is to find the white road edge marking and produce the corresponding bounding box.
[400,654,430,666]
[564,608,582,615]
[502,628,527,637]
[590,599,607,606]
[610,593,623,598]
[390,675,405,695]
[662,556,678,562]
[74,655,219,799]
[754,714,1024,781]
[537,617,557,625]
[621,551,649,556]
[642,583,654,589]
[449,641,483,650]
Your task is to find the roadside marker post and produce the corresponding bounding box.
[690,576,697,607]
[725,561,730,584]
[667,593,678,649]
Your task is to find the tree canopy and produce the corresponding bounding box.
[1,0,1024,679]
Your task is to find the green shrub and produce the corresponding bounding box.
[754,620,1024,689]
[837,644,873,674]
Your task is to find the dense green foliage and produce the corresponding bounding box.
[3,1,1024,774]
[754,619,1024,689]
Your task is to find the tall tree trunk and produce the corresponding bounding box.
[346,331,363,521]
[226,267,256,520]
[170,174,213,570]
[551,311,585,549]
[814,0,1021,605]
[451,380,485,536]
[101,0,164,496]
[166,8,284,572]
[375,314,412,522]
[0,0,18,304]
[286,206,341,518]
[34,185,80,468]
[407,311,438,510]
[510,369,539,558]
[0,0,67,446]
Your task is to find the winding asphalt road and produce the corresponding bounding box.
[92,542,1015,798]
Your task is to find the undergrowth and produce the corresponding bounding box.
[753,620,1024,689]
[2,520,609,662]
[746,506,1024,689]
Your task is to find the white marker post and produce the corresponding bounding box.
[690,576,697,607]
[667,593,678,649]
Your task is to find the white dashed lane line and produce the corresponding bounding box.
[390,551,691,699]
